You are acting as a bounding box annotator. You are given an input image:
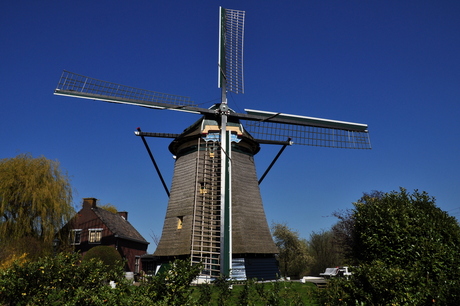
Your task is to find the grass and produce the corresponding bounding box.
[190,280,320,305]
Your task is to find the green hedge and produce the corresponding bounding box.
[0,254,318,305]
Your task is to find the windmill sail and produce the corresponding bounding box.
[217,6,246,277]
[219,7,245,94]
[54,70,371,149]
[54,70,197,111]
[241,109,371,149]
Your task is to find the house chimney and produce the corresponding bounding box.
[118,211,128,220]
[83,198,98,209]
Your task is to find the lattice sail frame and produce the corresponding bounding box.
[54,71,371,149]
[243,120,371,149]
[55,70,195,108]
[219,7,245,94]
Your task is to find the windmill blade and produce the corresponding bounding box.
[242,109,368,131]
[243,120,371,149]
[237,109,371,149]
[54,70,213,115]
[54,71,371,149]
[219,7,245,94]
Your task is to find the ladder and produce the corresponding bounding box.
[190,138,222,277]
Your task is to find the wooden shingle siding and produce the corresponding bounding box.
[154,117,278,258]
[154,151,198,256]
[231,151,278,254]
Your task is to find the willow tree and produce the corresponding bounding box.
[0,154,74,258]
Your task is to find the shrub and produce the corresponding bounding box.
[0,252,124,305]
[0,252,28,270]
[0,255,317,305]
[82,245,123,272]
[142,259,203,305]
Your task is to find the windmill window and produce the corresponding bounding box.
[177,216,184,229]
[89,228,103,244]
[70,229,82,245]
[200,182,208,194]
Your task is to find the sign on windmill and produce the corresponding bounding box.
[54,6,371,281]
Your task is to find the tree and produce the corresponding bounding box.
[99,203,118,213]
[320,188,460,305]
[308,230,344,276]
[0,154,74,259]
[331,190,384,263]
[272,223,312,279]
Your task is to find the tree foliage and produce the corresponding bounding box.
[272,223,312,279]
[99,203,118,213]
[320,188,460,305]
[308,230,344,276]
[331,190,384,264]
[0,154,74,259]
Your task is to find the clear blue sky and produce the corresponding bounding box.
[2,1,459,252]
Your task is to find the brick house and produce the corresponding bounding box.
[65,198,149,274]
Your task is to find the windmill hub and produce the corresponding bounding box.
[218,103,230,114]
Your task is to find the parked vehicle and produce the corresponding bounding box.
[319,266,352,279]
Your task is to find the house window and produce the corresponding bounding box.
[135,256,140,274]
[88,228,103,244]
[177,216,183,229]
[70,229,82,245]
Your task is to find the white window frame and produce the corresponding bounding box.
[135,256,140,274]
[70,229,82,245]
[88,228,103,244]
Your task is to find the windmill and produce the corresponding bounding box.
[54,7,371,280]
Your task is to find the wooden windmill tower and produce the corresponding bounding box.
[54,7,371,280]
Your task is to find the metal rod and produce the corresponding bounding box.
[258,138,291,185]
[135,131,180,139]
[219,88,232,277]
[136,127,170,197]
[255,139,293,146]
